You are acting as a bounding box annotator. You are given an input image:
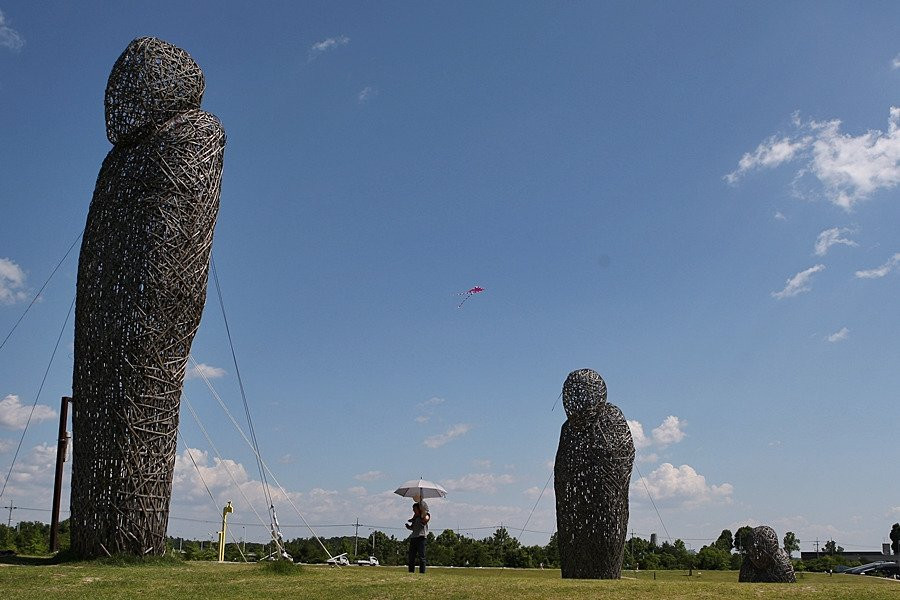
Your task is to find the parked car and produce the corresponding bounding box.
[843,561,899,578]
[326,553,350,566]
[356,556,380,566]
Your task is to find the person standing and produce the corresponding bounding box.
[405,501,430,573]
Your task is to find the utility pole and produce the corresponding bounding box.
[50,396,72,551]
[815,539,820,559]
[354,517,359,557]
[4,504,16,528]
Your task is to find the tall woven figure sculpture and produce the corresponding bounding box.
[555,369,634,579]
[70,37,225,557]
[738,526,796,583]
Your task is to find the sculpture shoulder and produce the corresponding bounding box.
[600,404,625,419]
[155,109,226,148]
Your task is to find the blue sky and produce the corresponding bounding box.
[2,1,900,552]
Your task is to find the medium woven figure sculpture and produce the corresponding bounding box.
[738,526,796,583]
[70,37,225,557]
[554,369,635,579]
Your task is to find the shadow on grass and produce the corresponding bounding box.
[0,554,59,566]
[0,549,186,567]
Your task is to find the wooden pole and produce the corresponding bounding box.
[50,396,72,552]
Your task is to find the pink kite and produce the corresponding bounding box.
[456,286,485,308]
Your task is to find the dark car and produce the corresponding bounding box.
[843,561,899,578]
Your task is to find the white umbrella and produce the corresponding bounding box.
[394,478,447,500]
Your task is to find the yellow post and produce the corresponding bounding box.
[218,501,233,563]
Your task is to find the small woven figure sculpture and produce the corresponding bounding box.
[738,526,796,583]
[554,369,635,578]
[70,37,225,557]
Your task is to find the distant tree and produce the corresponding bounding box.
[783,531,800,558]
[696,545,730,570]
[641,552,661,570]
[822,540,843,555]
[714,529,734,553]
[890,523,900,555]
[734,526,753,554]
[544,532,559,567]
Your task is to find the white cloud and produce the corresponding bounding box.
[417,397,445,409]
[893,54,900,70]
[173,447,251,501]
[0,442,68,510]
[472,458,492,469]
[772,264,825,299]
[0,438,12,453]
[3,444,59,498]
[0,9,24,52]
[523,485,554,501]
[423,423,472,448]
[727,108,900,210]
[185,363,226,380]
[0,394,56,430]
[142,446,561,542]
[308,35,349,60]
[651,416,686,447]
[354,470,384,482]
[827,327,850,343]
[277,453,295,464]
[632,463,733,508]
[774,211,787,221]
[626,420,651,449]
[0,258,28,303]
[358,86,376,104]
[628,416,686,453]
[443,473,515,494]
[814,227,858,256]
[415,396,444,423]
[855,252,900,279]
[638,452,659,464]
[725,136,807,184]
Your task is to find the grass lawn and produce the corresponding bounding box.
[1,559,898,600]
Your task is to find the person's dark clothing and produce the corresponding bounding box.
[408,535,426,573]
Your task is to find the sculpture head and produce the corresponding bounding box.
[105,37,205,145]
[562,368,607,419]
[747,526,780,568]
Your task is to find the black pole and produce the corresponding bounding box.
[49,396,71,551]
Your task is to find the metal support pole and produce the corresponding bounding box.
[218,501,233,563]
[50,396,72,552]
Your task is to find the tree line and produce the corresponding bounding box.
[0,520,886,573]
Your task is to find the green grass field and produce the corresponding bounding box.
[1,559,898,600]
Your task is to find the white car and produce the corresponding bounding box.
[326,553,350,566]
[356,556,380,566]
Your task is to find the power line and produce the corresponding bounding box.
[0,230,82,353]
[0,296,75,501]
[517,469,554,541]
[633,460,672,542]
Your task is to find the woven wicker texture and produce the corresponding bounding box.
[554,369,635,579]
[70,37,225,558]
[738,526,797,583]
